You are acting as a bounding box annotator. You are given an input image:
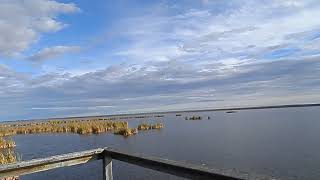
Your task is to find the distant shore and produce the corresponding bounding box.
[1,103,320,123]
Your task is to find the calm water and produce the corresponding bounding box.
[11,107,320,180]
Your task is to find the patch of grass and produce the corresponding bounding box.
[185,116,202,120]
[0,119,164,138]
[138,123,163,130]
[151,123,164,129]
[0,138,16,149]
[0,138,19,180]
[114,128,138,137]
[137,123,152,130]
[0,119,129,136]
[0,148,17,165]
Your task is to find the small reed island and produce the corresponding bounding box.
[138,123,164,130]
[114,128,138,137]
[185,116,202,120]
[226,110,237,113]
[114,123,164,137]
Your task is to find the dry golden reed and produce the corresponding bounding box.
[0,119,128,136]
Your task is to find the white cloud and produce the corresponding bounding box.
[1,55,320,120]
[111,0,320,68]
[28,46,81,61]
[1,0,320,120]
[0,0,79,57]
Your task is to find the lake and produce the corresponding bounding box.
[12,106,320,180]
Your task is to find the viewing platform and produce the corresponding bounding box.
[0,147,274,180]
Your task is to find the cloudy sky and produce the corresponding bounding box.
[0,0,320,120]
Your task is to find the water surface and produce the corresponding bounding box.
[11,107,320,180]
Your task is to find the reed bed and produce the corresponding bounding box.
[0,119,164,138]
[0,148,17,165]
[0,138,16,149]
[137,123,164,130]
[185,116,202,120]
[0,138,18,180]
[114,128,138,137]
[114,122,164,137]
[0,119,128,136]
[0,149,19,180]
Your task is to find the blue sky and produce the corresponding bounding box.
[0,0,320,120]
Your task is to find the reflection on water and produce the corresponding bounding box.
[11,107,320,180]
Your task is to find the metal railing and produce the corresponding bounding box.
[0,147,249,180]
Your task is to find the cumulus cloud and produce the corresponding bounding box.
[28,46,81,61]
[0,0,79,57]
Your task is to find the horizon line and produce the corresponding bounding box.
[2,102,320,123]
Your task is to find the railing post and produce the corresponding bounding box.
[103,155,113,180]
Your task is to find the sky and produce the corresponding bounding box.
[0,0,320,121]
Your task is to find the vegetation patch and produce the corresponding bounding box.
[0,119,128,136]
[114,128,138,137]
[0,119,164,138]
[151,123,164,129]
[0,138,18,180]
[138,123,164,130]
[0,148,17,165]
[185,116,202,120]
[226,111,237,113]
[137,123,151,130]
[0,138,16,149]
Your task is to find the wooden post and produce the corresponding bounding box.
[102,156,113,180]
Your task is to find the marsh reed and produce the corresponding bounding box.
[0,119,128,136]
[137,123,164,130]
[0,138,18,180]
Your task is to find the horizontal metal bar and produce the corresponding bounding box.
[104,147,244,180]
[0,147,276,180]
[0,148,103,178]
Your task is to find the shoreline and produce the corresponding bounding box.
[1,102,320,123]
